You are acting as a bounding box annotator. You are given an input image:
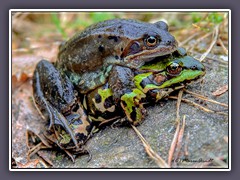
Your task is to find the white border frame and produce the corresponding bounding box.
[9,9,231,171]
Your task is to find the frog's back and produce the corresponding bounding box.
[59,19,163,53]
[57,19,153,73]
[67,19,154,41]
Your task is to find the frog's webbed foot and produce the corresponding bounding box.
[48,106,81,148]
[32,60,83,149]
[111,117,130,129]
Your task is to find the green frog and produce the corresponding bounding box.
[30,47,205,160]
[32,19,178,151]
[85,47,206,126]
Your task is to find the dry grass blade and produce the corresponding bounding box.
[199,24,220,62]
[184,132,190,157]
[190,51,228,65]
[168,120,180,167]
[212,157,228,168]
[168,90,183,167]
[223,136,228,143]
[37,151,54,166]
[176,89,183,120]
[209,154,228,168]
[179,32,201,46]
[188,32,212,52]
[27,142,43,158]
[218,38,228,55]
[184,89,228,107]
[27,143,49,159]
[168,96,228,116]
[98,116,121,127]
[131,125,169,168]
[63,149,75,163]
[174,115,186,160]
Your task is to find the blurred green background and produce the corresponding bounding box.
[12,11,228,54]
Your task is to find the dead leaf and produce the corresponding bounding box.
[16,159,48,168]
[12,42,59,91]
[212,85,228,96]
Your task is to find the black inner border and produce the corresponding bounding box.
[1,0,239,179]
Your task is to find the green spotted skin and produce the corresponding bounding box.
[85,47,205,126]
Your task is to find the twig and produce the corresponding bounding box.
[174,115,186,159]
[209,153,228,168]
[184,132,190,157]
[184,89,228,108]
[168,120,180,167]
[37,151,54,166]
[178,32,201,47]
[190,51,228,65]
[131,125,169,168]
[168,96,228,116]
[168,90,183,167]
[176,90,183,121]
[199,24,220,62]
[188,32,212,52]
[27,142,48,159]
[218,37,228,55]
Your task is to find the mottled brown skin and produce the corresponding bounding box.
[57,19,178,74]
[108,66,136,101]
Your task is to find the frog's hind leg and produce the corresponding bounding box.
[32,60,79,148]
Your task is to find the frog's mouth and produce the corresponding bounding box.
[124,45,178,68]
[139,45,178,60]
[171,72,206,89]
[153,68,206,90]
[184,73,206,85]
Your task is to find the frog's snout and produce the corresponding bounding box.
[165,36,178,47]
[181,56,205,73]
[190,60,205,74]
[192,61,205,72]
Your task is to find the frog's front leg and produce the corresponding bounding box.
[32,60,92,148]
[108,66,147,125]
[120,88,146,125]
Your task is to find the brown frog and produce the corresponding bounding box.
[56,18,178,93]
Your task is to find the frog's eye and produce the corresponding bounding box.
[166,62,182,76]
[144,36,159,48]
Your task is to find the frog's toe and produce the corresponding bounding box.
[131,105,147,126]
[110,117,130,128]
